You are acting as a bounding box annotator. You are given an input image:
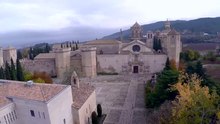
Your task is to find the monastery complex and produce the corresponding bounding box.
[21,20,182,78]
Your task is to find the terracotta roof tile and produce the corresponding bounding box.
[84,40,122,45]
[0,80,67,108]
[72,83,95,109]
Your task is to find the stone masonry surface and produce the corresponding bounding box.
[80,74,150,124]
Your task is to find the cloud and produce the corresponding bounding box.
[0,0,220,47]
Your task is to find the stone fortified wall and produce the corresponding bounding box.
[20,59,56,77]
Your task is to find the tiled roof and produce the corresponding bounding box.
[132,22,141,28]
[0,80,67,108]
[168,29,180,35]
[84,40,122,45]
[72,83,95,109]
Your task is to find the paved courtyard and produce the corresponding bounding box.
[81,75,150,124]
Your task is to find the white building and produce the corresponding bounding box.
[0,78,96,124]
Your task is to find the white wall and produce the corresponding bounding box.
[77,91,96,124]
[47,86,73,124]
[0,103,18,124]
[12,98,50,124]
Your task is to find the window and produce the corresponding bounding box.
[38,112,41,118]
[43,112,45,119]
[132,45,141,52]
[30,110,35,117]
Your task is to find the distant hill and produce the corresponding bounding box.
[102,17,220,40]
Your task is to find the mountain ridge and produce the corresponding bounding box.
[102,17,220,40]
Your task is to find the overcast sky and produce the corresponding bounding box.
[0,0,220,47]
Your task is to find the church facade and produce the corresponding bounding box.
[84,21,181,75]
[21,20,181,78]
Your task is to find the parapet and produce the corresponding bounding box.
[52,48,71,53]
[81,47,96,52]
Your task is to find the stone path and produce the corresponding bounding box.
[81,75,149,124]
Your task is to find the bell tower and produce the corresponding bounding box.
[131,22,142,40]
[164,19,171,30]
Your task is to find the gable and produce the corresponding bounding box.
[121,40,153,53]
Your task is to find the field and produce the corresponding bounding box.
[204,64,220,83]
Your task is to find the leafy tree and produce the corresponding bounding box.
[170,59,177,71]
[32,71,52,84]
[180,50,200,62]
[16,59,24,81]
[4,61,11,80]
[205,51,216,62]
[171,74,220,124]
[34,78,45,83]
[24,71,33,81]
[145,69,179,108]
[10,58,17,80]
[0,67,5,79]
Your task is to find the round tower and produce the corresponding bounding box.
[54,48,71,78]
[81,47,97,77]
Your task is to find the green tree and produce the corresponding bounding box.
[10,58,17,80]
[145,69,179,108]
[45,43,50,53]
[0,67,5,79]
[16,59,24,81]
[4,61,11,80]
[17,50,23,60]
[33,78,45,83]
[24,71,33,81]
[164,57,171,70]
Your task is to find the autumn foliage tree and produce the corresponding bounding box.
[32,72,52,84]
[171,73,220,124]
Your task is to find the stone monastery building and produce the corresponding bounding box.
[21,20,181,78]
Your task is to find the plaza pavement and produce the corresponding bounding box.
[81,75,150,124]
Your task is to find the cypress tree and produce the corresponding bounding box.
[5,61,11,80]
[164,57,171,70]
[158,39,162,50]
[10,58,17,80]
[16,59,24,81]
[17,50,23,60]
[45,43,50,53]
[0,67,5,79]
